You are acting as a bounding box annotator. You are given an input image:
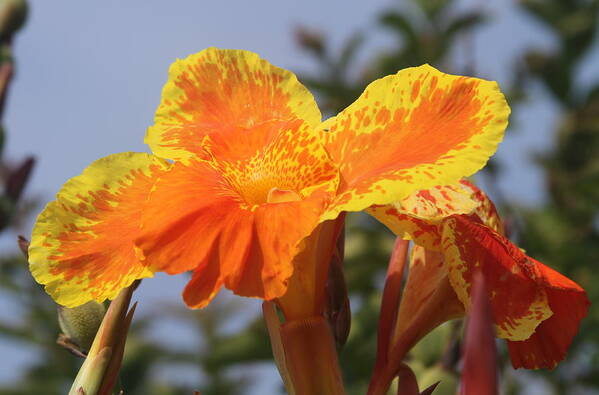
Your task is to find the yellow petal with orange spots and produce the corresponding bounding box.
[460,180,504,235]
[320,65,509,221]
[146,47,321,162]
[367,180,499,250]
[29,153,170,308]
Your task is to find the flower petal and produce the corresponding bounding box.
[137,158,332,307]
[29,153,169,307]
[320,65,509,220]
[146,47,321,162]
[141,116,337,307]
[136,160,245,276]
[460,180,504,235]
[235,196,327,300]
[442,215,586,347]
[182,256,224,309]
[507,263,589,369]
[368,180,501,250]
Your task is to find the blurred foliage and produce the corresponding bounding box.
[295,0,487,116]
[514,0,599,393]
[297,0,599,391]
[0,0,598,394]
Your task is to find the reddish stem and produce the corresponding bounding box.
[368,239,409,395]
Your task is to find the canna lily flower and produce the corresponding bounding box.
[368,180,589,394]
[29,48,509,322]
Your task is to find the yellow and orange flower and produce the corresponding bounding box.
[29,48,509,323]
[369,180,589,381]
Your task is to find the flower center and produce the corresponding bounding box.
[230,169,302,206]
[266,187,301,204]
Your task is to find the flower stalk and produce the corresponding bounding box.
[266,215,347,394]
[68,283,137,395]
[279,316,345,395]
[263,301,295,395]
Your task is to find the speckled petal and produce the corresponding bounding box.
[507,263,589,369]
[29,153,169,307]
[146,48,321,162]
[442,215,587,354]
[368,180,501,250]
[320,65,509,221]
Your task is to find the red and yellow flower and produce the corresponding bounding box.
[29,48,509,320]
[368,180,589,394]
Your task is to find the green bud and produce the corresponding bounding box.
[0,0,28,41]
[58,301,106,353]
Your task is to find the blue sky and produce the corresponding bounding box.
[4,0,577,214]
[1,0,597,392]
